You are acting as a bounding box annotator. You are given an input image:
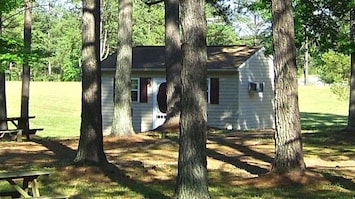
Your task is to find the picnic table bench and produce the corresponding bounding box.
[0,116,44,140]
[0,128,22,141]
[0,170,67,198]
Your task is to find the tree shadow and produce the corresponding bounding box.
[300,112,347,132]
[34,138,170,199]
[165,133,272,175]
[207,135,272,175]
[321,172,355,191]
[101,163,171,199]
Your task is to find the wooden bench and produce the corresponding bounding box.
[0,129,22,141]
[0,116,44,140]
[12,195,69,199]
[28,128,44,135]
[0,170,67,198]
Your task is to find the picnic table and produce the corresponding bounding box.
[0,116,43,140]
[0,170,53,198]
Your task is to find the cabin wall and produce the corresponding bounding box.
[237,50,275,130]
[101,50,275,133]
[101,72,114,135]
[101,71,160,133]
[207,73,239,129]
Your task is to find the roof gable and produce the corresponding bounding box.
[101,45,262,72]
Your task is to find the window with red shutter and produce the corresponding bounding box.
[140,77,149,103]
[210,78,219,104]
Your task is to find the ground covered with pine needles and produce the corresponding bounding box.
[0,130,354,198]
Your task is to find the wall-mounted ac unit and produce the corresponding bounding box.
[248,82,264,93]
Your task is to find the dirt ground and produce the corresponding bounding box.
[1,130,355,197]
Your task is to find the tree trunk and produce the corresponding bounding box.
[75,0,107,164]
[111,0,135,136]
[0,15,8,131]
[20,0,32,139]
[156,0,181,131]
[347,7,355,131]
[271,0,306,173]
[304,29,309,86]
[174,0,210,197]
[0,73,7,130]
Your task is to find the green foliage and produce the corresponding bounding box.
[207,24,239,45]
[133,0,165,45]
[205,4,239,45]
[330,83,349,101]
[0,36,23,66]
[1,0,241,81]
[0,0,22,14]
[318,50,350,84]
[317,50,350,100]
[0,35,47,75]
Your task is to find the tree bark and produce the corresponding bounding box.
[303,29,309,86]
[174,0,210,197]
[164,0,181,126]
[155,0,181,131]
[0,73,7,130]
[271,0,306,173]
[20,0,32,138]
[111,0,135,136]
[347,7,355,131]
[75,0,107,164]
[0,15,8,131]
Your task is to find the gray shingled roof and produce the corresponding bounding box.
[101,45,261,72]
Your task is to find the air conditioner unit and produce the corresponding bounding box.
[248,82,264,93]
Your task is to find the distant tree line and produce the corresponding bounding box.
[0,0,240,82]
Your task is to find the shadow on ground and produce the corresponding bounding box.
[301,112,347,132]
[0,128,354,198]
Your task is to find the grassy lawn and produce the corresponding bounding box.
[5,81,348,137]
[6,81,81,137]
[298,86,348,132]
[2,82,354,198]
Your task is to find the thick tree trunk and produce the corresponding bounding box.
[174,0,210,197]
[347,8,355,131]
[75,0,107,164]
[111,0,135,136]
[271,0,306,173]
[155,0,182,132]
[20,0,32,138]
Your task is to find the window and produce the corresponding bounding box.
[131,78,139,102]
[207,78,219,104]
[113,78,142,102]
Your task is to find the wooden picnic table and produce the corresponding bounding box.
[0,116,43,140]
[0,170,52,198]
[2,116,35,127]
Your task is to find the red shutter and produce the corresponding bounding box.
[210,78,219,104]
[140,77,149,103]
[113,78,115,102]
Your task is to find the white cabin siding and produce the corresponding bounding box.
[101,74,114,135]
[237,49,275,130]
[101,72,156,133]
[101,46,275,132]
[207,74,239,129]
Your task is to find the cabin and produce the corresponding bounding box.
[101,45,275,133]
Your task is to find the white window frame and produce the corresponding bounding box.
[131,78,140,102]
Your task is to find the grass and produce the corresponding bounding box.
[6,81,81,137]
[299,86,348,132]
[2,82,354,198]
[5,82,349,137]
